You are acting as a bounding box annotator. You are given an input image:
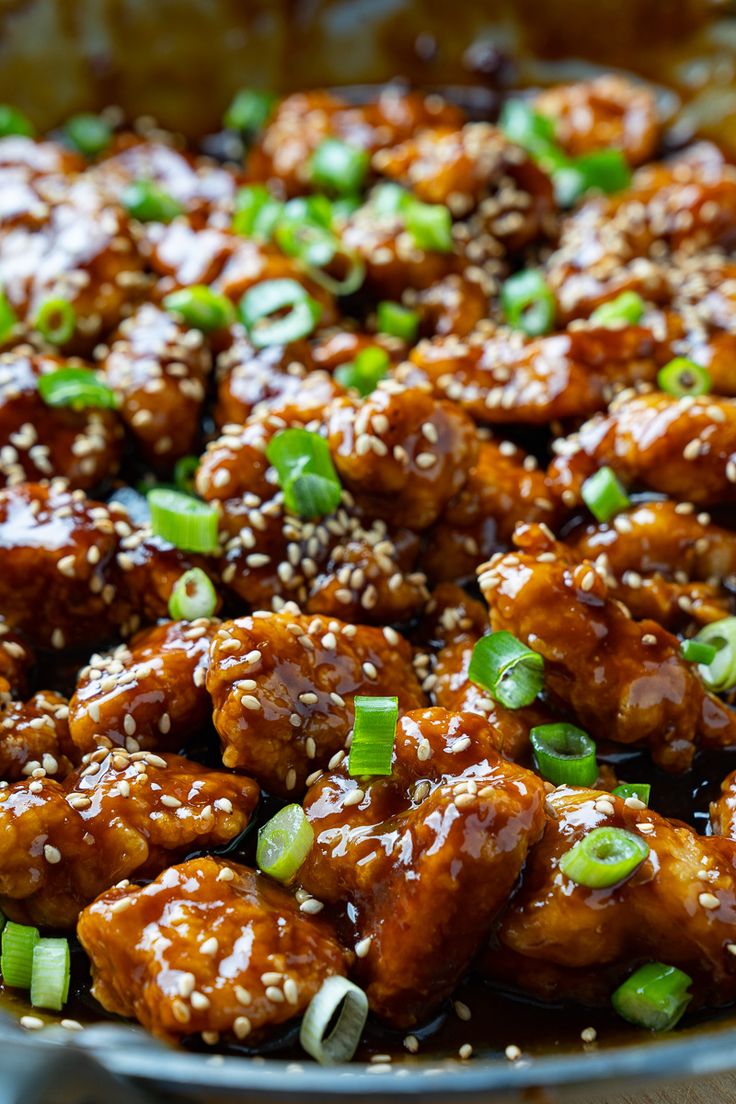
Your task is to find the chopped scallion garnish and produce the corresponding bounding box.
[266,427,342,519]
[589,291,644,328]
[63,113,112,158]
[680,638,717,666]
[148,488,219,554]
[468,632,544,710]
[501,270,555,336]
[34,297,76,345]
[403,199,454,253]
[224,89,276,134]
[0,104,34,138]
[232,185,284,240]
[611,963,692,1031]
[334,346,390,396]
[163,285,234,332]
[37,367,117,411]
[376,300,419,343]
[530,723,598,786]
[310,138,369,196]
[168,567,217,620]
[238,278,322,348]
[1,921,39,988]
[553,149,632,207]
[612,783,651,805]
[174,455,198,494]
[0,290,18,343]
[30,938,70,1011]
[692,617,736,693]
[121,179,183,223]
[348,696,398,777]
[581,466,630,523]
[559,827,649,889]
[300,976,369,1065]
[256,803,314,883]
[657,357,711,398]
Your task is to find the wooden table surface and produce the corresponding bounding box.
[589,1073,736,1103]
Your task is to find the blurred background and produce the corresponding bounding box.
[0,0,734,148]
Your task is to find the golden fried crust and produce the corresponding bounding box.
[421,439,559,584]
[478,524,736,771]
[548,393,736,509]
[485,786,736,1009]
[0,690,74,782]
[101,304,211,466]
[0,482,130,650]
[534,76,660,166]
[207,612,426,797]
[78,858,348,1044]
[0,623,34,697]
[299,707,546,1027]
[0,349,122,488]
[0,750,258,928]
[567,499,736,628]
[247,89,463,196]
[69,619,219,755]
[327,384,478,530]
[412,273,489,338]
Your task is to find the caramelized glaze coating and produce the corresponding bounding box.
[485,786,736,1009]
[299,707,546,1026]
[78,857,348,1044]
[327,383,478,530]
[0,749,258,928]
[534,75,660,165]
[0,621,34,697]
[0,348,122,488]
[478,524,736,770]
[208,611,426,797]
[548,393,736,509]
[0,482,129,649]
[114,527,216,633]
[0,690,74,782]
[421,439,559,583]
[567,499,736,627]
[409,321,670,426]
[69,618,218,755]
[100,303,211,465]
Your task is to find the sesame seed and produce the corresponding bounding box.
[581,1027,597,1044]
[233,1016,252,1039]
[44,844,62,864]
[191,991,210,1010]
[299,898,324,914]
[200,936,219,955]
[217,866,235,882]
[700,892,720,910]
[343,788,365,807]
[505,1045,521,1061]
[459,1044,473,1060]
[20,1016,44,1030]
[355,937,373,958]
[454,1000,472,1021]
[404,1035,419,1053]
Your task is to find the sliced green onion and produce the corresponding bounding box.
[174,455,198,493]
[148,488,219,554]
[1,921,39,988]
[0,290,17,343]
[680,638,717,666]
[232,185,284,240]
[63,113,112,158]
[34,297,76,345]
[589,290,644,328]
[310,138,369,196]
[334,346,390,396]
[238,278,322,348]
[581,466,631,523]
[37,367,117,410]
[168,567,217,620]
[376,300,419,343]
[30,938,70,1011]
[612,963,692,1031]
[403,199,454,253]
[559,827,649,889]
[266,427,342,519]
[348,696,398,777]
[500,99,557,154]
[530,723,598,786]
[224,89,276,134]
[657,357,711,398]
[693,617,736,693]
[612,783,651,805]
[280,194,334,230]
[163,285,234,332]
[300,976,369,1065]
[256,803,314,883]
[468,632,544,710]
[554,149,632,208]
[0,105,34,138]
[501,269,555,336]
[370,182,408,217]
[275,218,364,296]
[121,179,183,223]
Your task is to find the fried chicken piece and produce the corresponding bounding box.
[78,857,348,1044]
[248,88,463,196]
[567,499,736,627]
[534,75,660,166]
[0,621,34,697]
[207,611,426,797]
[0,481,130,650]
[0,691,74,782]
[409,320,671,426]
[421,439,559,584]
[69,619,218,755]
[477,524,736,770]
[374,122,554,248]
[411,273,490,338]
[100,304,211,465]
[114,526,217,634]
[711,772,736,840]
[299,707,546,1027]
[327,383,478,530]
[0,749,258,928]
[0,348,122,488]
[484,786,736,1010]
[548,393,736,509]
